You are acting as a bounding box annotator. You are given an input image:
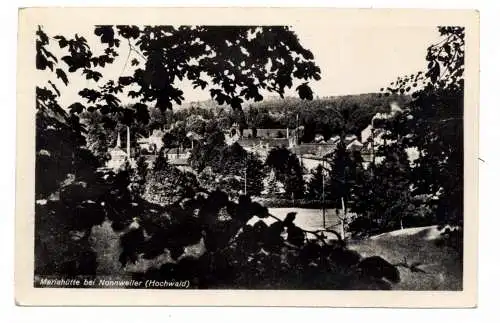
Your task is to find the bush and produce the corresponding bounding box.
[348,204,436,238]
[142,163,201,205]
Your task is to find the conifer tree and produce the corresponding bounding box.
[306,164,327,201]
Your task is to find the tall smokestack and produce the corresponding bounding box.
[126,126,131,158]
[116,131,121,148]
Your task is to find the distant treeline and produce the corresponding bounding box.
[149,93,410,143]
[242,94,410,142]
[81,93,410,155]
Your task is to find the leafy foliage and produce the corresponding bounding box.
[305,164,327,201]
[127,193,399,289]
[349,146,421,236]
[190,133,265,197]
[265,147,305,199]
[325,142,361,206]
[379,26,464,227]
[142,160,201,205]
[345,27,465,238]
[78,25,321,113]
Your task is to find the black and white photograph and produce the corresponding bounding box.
[15,7,479,307]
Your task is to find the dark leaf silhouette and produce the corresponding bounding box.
[283,212,297,227]
[118,76,134,86]
[94,25,115,46]
[297,82,314,100]
[134,103,150,124]
[287,224,305,247]
[358,256,400,283]
[68,102,86,114]
[55,68,69,86]
[48,80,60,97]
[54,35,68,48]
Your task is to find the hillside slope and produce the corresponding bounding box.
[348,226,463,290]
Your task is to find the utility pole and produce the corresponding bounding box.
[322,158,326,229]
[126,126,131,159]
[371,117,375,165]
[244,153,247,195]
[340,196,346,240]
[244,168,247,195]
[296,113,299,145]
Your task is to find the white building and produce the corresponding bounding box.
[105,127,135,171]
[346,139,363,152]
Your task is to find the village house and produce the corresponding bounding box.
[163,146,192,172]
[224,123,299,147]
[136,129,164,154]
[224,122,300,159]
[224,121,374,171]
[165,146,191,161]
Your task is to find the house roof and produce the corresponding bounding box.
[108,147,127,156]
[186,131,202,140]
[347,139,363,151]
[291,143,337,157]
[169,157,189,166]
[165,147,191,155]
[237,138,289,148]
[241,128,291,139]
[344,134,358,145]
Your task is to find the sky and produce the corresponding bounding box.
[40,24,442,109]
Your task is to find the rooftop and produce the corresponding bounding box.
[240,128,292,139]
[237,137,290,148]
[165,147,191,155]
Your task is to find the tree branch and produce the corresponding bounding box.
[267,213,344,246]
[128,39,146,61]
[119,45,132,78]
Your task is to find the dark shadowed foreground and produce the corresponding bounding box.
[85,221,461,290]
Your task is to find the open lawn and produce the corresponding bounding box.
[90,218,462,290]
[266,207,342,231]
[348,226,463,290]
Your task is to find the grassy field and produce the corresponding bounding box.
[90,218,462,290]
[266,207,342,231]
[348,226,463,290]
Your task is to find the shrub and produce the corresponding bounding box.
[142,163,201,205]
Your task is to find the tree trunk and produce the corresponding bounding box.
[339,219,346,241]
